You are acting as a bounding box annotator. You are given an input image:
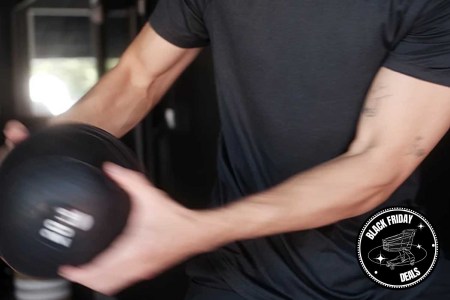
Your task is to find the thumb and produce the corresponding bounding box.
[103,163,151,195]
[4,120,29,148]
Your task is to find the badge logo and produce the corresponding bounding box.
[357,207,438,289]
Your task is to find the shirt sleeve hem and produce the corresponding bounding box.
[383,57,450,88]
[149,18,209,49]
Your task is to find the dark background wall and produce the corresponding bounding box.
[0,1,16,126]
[0,2,19,298]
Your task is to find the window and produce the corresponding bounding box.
[27,9,97,116]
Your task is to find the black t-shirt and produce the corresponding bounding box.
[150,1,450,299]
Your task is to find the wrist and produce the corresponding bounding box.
[190,208,240,252]
[192,198,276,250]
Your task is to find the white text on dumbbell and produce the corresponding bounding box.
[39,208,95,247]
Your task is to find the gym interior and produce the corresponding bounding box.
[0,1,449,300]
[1,0,218,299]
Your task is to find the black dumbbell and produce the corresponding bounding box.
[0,124,143,278]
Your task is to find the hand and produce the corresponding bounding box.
[59,163,219,295]
[0,120,29,162]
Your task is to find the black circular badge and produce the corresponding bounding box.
[357,207,438,289]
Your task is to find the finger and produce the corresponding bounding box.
[103,163,152,193]
[60,265,134,295]
[59,236,145,295]
[4,120,29,146]
[58,229,134,291]
[4,120,27,133]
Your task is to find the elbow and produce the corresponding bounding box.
[103,63,156,136]
[116,57,157,90]
[346,137,420,190]
[347,148,417,218]
[369,151,406,189]
[369,147,421,188]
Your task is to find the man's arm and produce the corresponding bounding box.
[59,68,450,295]
[51,24,202,137]
[205,67,450,242]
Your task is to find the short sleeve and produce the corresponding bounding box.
[149,0,210,48]
[383,1,450,87]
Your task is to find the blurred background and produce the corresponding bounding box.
[0,0,218,299]
[0,0,448,299]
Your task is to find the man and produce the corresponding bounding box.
[4,0,450,299]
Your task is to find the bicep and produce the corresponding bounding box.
[348,67,450,175]
[118,24,203,87]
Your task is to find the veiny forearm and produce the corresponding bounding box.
[50,65,147,136]
[198,68,450,249]
[48,25,202,137]
[201,148,417,248]
[50,63,180,137]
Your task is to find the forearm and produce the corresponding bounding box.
[201,148,417,247]
[49,63,173,137]
[48,25,202,137]
[200,68,450,248]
